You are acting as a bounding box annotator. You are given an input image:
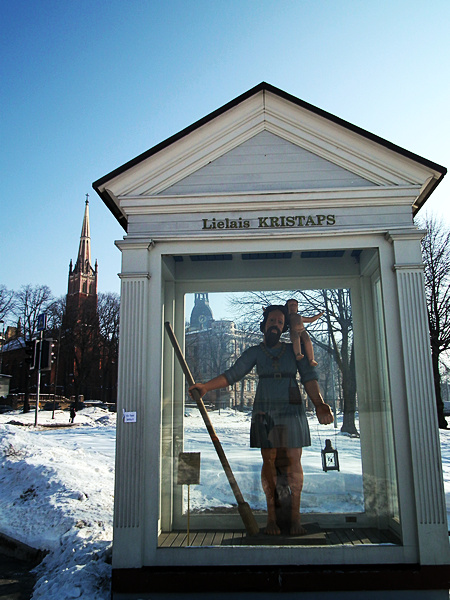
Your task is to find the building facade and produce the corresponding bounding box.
[186,293,258,408]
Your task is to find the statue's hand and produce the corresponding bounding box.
[316,403,334,425]
[189,383,207,399]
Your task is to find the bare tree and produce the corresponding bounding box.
[310,289,356,435]
[13,284,54,341]
[46,296,66,332]
[0,285,15,323]
[98,292,120,340]
[228,289,358,435]
[11,285,54,412]
[416,215,450,429]
[227,291,287,334]
[3,285,121,405]
[98,292,120,402]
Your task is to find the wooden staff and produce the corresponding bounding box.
[164,321,259,536]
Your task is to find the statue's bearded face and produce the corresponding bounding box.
[264,309,285,347]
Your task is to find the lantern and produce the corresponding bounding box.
[321,439,340,472]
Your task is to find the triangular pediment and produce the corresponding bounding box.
[158,131,375,196]
[93,83,445,229]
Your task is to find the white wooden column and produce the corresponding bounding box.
[388,231,449,564]
[113,241,151,567]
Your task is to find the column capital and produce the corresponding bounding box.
[118,272,151,280]
[392,263,424,272]
[115,239,155,252]
[385,229,426,244]
[385,229,425,265]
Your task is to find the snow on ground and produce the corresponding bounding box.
[0,408,115,599]
[183,407,364,514]
[0,406,449,599]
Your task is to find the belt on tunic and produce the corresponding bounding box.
[259,373,294,380]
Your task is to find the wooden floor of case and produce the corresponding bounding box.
[158,524,401,548]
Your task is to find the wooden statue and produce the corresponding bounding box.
[188,305,334,536]
[285,299,323,366]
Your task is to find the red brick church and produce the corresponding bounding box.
[67,195,98,321]
[60,196,101,403]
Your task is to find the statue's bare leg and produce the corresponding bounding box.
[261,448,280,535]
[301,331,318,366]
[286,448,307,535]
[291,332,304,361]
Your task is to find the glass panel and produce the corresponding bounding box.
[180,290,365,526]
[161,264,401,547]
[372,277,400,524]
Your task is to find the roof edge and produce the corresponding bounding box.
[93,83,268,191]
[93,187,128,232]
[92,82,446,229]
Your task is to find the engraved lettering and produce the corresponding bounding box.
[202,214,335,230]
[286,216,295,227]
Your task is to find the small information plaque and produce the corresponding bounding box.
[123,410,137,423]
[177,452,201,485]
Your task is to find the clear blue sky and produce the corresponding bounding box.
[2,0,449,306]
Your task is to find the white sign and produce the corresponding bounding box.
[123,410,137,423]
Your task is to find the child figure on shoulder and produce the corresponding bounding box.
[285,298,323,366]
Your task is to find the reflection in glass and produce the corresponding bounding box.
[182,290,364,520]
[161,280,400,547]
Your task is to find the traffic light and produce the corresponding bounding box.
[39,339,55,371]
[25,340,36,370]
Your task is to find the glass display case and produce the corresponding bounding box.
[159,249,401,550]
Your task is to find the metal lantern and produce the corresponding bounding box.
[321,439,340,472]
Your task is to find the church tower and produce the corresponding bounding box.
[62,195,100,402]
[189,293,213,330]
[67,195,98,317]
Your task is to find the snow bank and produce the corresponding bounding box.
[0,408,115,599]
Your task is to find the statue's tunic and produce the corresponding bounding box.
[224,342,318,448]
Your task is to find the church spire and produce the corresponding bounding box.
[67,195,98,302]
[77,194,91,273]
